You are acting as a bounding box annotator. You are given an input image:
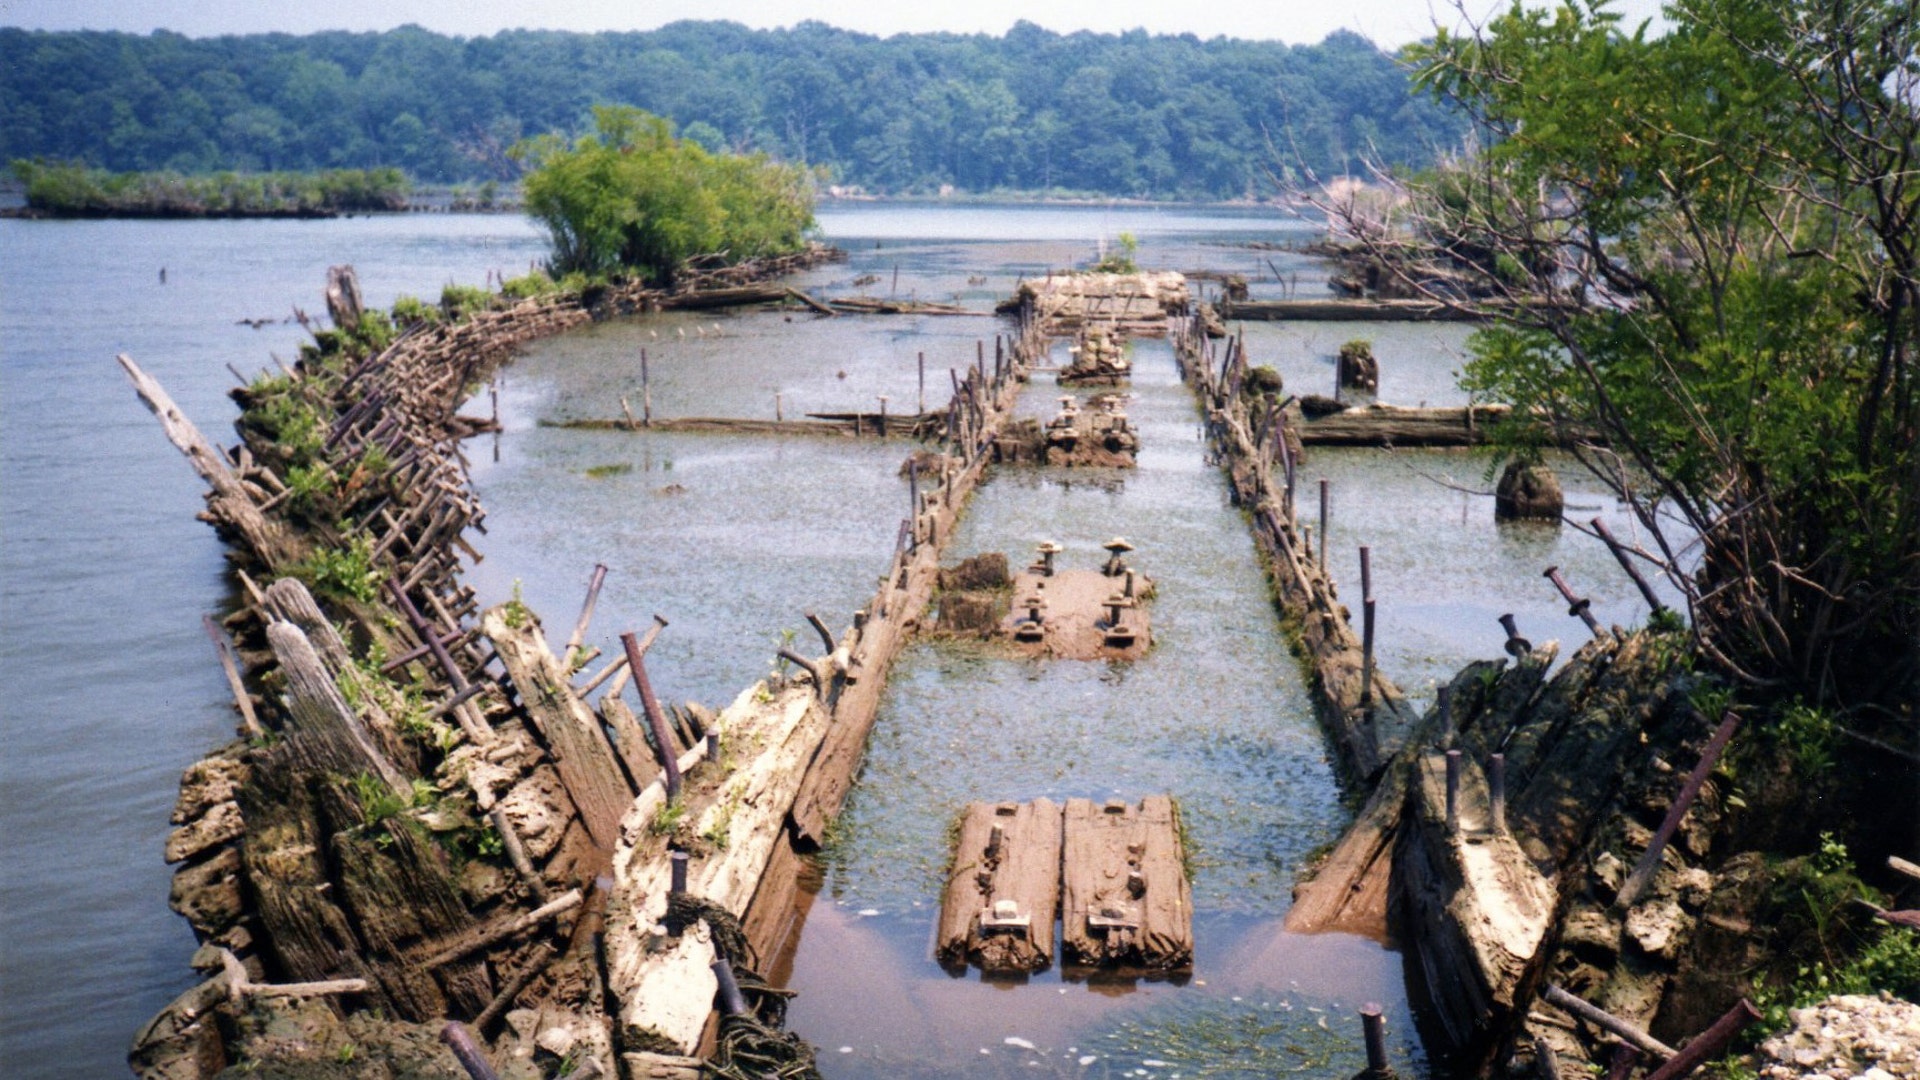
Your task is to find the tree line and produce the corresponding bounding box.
[0,21,1463,199]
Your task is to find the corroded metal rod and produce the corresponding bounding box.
[441,1021,502,1080]
[1360,1003,1390,1075]
[1642,998,1760,1080]
[1318,479,1330,574]
[1545,564,1602,636]
[565,563,610,659]
[1616,710,1742,909]
[1541,984,1677,1059]
[1499,612,1532,657]
[1360,598,1377,709]
[621,630,681,799]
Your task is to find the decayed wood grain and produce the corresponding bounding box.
[485,608,633,852]
[1060,795,1192,972]
[936,799,1062,973]
[605,682,830,1055]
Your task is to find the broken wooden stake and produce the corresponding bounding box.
[202,614,261,737]
[418,888,583,970]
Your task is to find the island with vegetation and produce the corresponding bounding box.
[8,161,409,217]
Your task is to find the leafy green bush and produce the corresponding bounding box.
[439,283,494,320]
[499,270,560,299]
[513,105,814,281]
[389,294,440,327]
[288,536,382,604]
[1092,231,1139,274]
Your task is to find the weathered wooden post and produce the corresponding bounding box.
[1488,752,1507,835]
[877,395,889,437]
[640,348,652,427]
[775,391,783,423]
[1445,749,1462,833]
[918,351,927,414]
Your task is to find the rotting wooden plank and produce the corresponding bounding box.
[738,835,824,988]
[267,621,410,793]
[605,682,831,1056]
[485,608,632,852]
[1060,796,1193,972]
[936,799,1062,974]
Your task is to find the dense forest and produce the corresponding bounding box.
[0,21,1464,199]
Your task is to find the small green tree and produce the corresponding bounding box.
[1330,0,1917,720]
[512,105,814,281]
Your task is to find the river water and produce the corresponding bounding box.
[0,203,1674,1077]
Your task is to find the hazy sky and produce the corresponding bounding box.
[0,0,1669,47]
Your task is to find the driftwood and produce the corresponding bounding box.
[828,296,974,316]
[547,413,942,439]
[936,799,1062,973]
[661,284,788,310]
[1299,404,1517,447]
[785,288,837,316]
[202,615,261,737]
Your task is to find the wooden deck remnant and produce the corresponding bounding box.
[1060,796,1193,973]
[935,799,1063,974]
[1005,270,1190,335]
[1040,393,1139,467]
[1001,565,1152,660]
